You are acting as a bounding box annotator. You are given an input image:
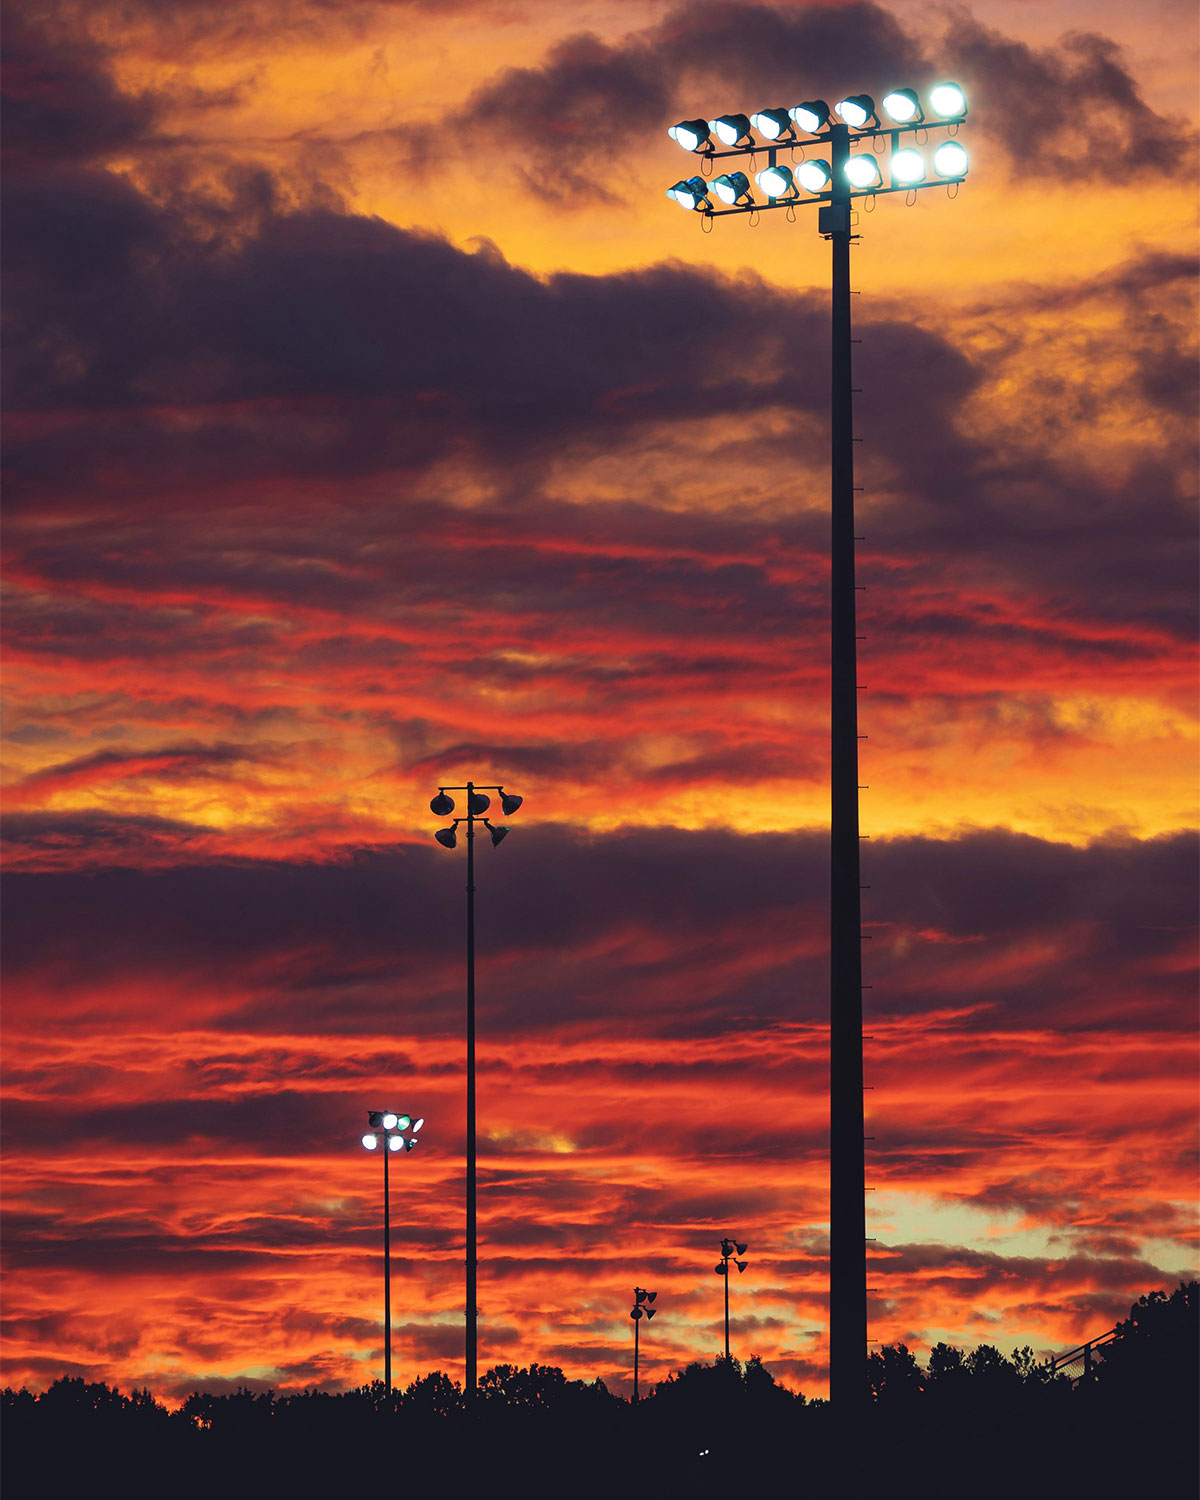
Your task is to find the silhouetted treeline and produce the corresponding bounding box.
[5,1283,1195,1498]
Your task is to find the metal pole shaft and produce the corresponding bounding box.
[383,1135,392,1391]
[634,1309,640,1403]
[466,783,477,1400]
[828,120,868,1413]
[724,1264,730,1361]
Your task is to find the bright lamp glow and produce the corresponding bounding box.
[756,164,795,198]
[881,88,922,123]
[844,154,882,188]
[933,140,969,177]
[362,1133,378,1150]
[796,158,832,192]
[929,82,966,118]
[667,176,710,210]
[711,171,752,205]
[836,94,875,129]
[388,1135,403,1151]
[891,148,926,184]
[381,1112,398,1130]
[668,119,710,151]
[709,113,752,147]
[412,1118,425,1133]
[789,100,829,134]
[750,108,791,140]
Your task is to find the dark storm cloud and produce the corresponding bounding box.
[433,0,1186,195]
[0,3,160,167]
[2,827,1194,1036]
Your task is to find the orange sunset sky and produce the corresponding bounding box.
[2,0,1197,1402]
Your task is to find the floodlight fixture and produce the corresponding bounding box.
[796,158,832,193]
[362,1132,379,1150]
[933,140,969,177]
[750,107,793,141]
[435,826,458,849]
[499,791,523,816]
[736,1260,748,1273]
[488,823,509,846]
[881,87,923,124]
[412,1118,425,1134]
[789,100,830,134]
[928,82,967,118]
[645,1290,657,1303]
[844,153,882,189]
[736,1242,748,1256]
[756,164,797,199]
[468,791,491,815]
[430,791,455,816]
[714,1261,728,1275]
[368,1111,386,1129]
[667,176,712,211]
[668,118,711,152]
[891,147,926,184]
[712,171,753,205]
[836,94,877,129]
[388,1134,403,1151]
[710,112,753,147]
[381,1112,399,1130]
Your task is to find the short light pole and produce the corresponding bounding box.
[430,780,523,1400]
[666,83,969,1412]
[630,1287,657,1402]
[713,1236,748,1361]
[360,1109,423,1389]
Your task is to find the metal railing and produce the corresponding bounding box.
[1051,1326,1122,1380]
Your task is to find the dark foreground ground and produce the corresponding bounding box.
[5,1284,1196,1499]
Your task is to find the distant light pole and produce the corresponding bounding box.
[430,780,523,1399]
[360,1109,423,1389]
[666,83,969,1410]
[713,1236,748,1361]
[630,1287,658,1401]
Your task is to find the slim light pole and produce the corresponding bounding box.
[360,1109,423,1389]
[430,780,523,1399]
[666,85,969,1411]
[630,1286,657,1401]
[713,1236,749,1361]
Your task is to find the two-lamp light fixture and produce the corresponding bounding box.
[667,84,968,212]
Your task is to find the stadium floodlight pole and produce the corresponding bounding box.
[360,1110,423,1389]
[713,1236,749,1361]
[630,1286,658,1401]
[666,85,969,1412]
[430,780,523,1400]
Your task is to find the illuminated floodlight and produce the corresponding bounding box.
[712,171,752,205]
[933,140,969,177]
[836,94,876,129]
[405,1137,419,1151]
[435,826,457,849]
[381,1112,398,1130]
[709,113,753,147]
[396,1115,411,1131]
[750,108,792,141]
[666,176,711,211]
[756,164,796,199]
[928,82,966,118]
[796,158,832,193]
[844,154,882,188]
[881,88,922,124]
[789,100,830,134]
[891,147,926,184]
[668,119,711,152]
[362,1133,379,1150]
[388,1134,403,1151]
[412,1118,424,1134]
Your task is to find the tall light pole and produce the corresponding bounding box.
[630,1286,657,1402]
[360,1109,423,1389]
[713,1236,749,1361]
[430,780,523,1400]
[666,84,969,1410]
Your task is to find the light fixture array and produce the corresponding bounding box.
[666,83,968,215]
